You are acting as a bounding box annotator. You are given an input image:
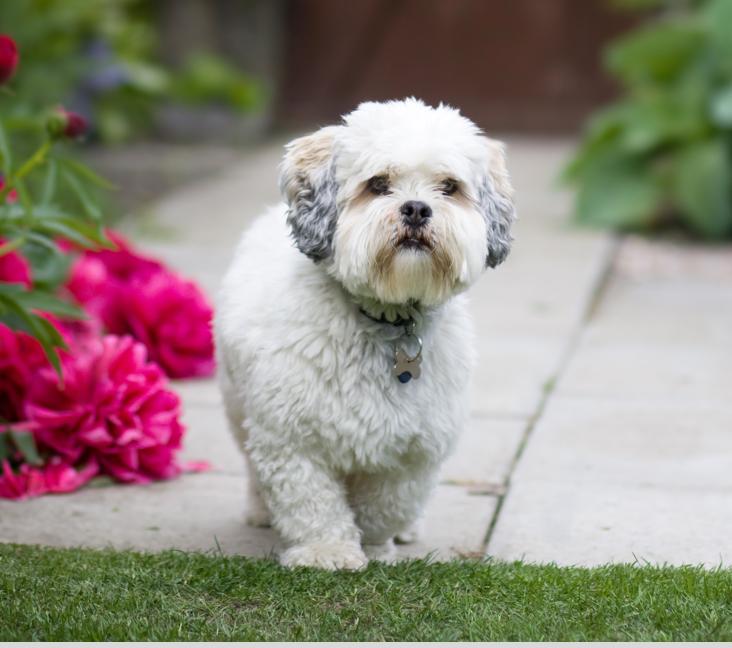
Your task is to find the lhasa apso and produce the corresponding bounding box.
[215,98,515,569]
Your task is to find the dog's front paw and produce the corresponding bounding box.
[281,541,368,571]
[394,519,423,545]
[363,538,397,563]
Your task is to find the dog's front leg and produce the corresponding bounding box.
[250,447,367,570]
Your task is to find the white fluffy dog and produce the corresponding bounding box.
[215,98,515,570]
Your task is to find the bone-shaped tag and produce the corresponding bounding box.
[393,347,422,383]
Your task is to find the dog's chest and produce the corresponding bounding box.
[320,323,472,470]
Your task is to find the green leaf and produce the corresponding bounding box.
[670,140,732,238]
[61,169,103,221]
[561,103,629,182]
[0,121,12,174]
[59,157,116,190]
[14,178,34,218]
[0,237,25,257]
[41,159,59,205]
[574,153,664,229]
[13,289,85,320]
[9,430,43,466]
[704,0,732,63]
[22,231,62,253]
[606,21,705,87]
[710,85,732,127]
[20,237,71,291]
[34,214,109,248]
[0,294,64,378]
[618,92,707,154]
[123,60,171,95]
[0,433,10,462]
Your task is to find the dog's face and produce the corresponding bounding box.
[279,98,515,307]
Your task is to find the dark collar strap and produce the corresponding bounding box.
[358,308,415,328]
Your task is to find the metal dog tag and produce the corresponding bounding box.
[393,328,422,383]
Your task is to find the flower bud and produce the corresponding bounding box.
[46,107,89,140]
[0,35,18,84]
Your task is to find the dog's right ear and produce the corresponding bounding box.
[279,126,340,262]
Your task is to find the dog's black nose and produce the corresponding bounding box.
[400,201,432,227]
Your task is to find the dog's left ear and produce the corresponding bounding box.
[279,126,341,262]
[477,138,516,268]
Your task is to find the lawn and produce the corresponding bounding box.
[0,543,730,641]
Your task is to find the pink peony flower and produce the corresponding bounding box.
[25,335,186,484]
[0,458,98,500]
[0,239,30,286]
[0,177,19,204]
[122,270,215,378]
[66,231,214,378]
[77,230,163,279]
[65,230,166,335]
[0,323,47,423]
[66,255,127,333]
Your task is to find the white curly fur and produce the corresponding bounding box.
[214,99,514,570]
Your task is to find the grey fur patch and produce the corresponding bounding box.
[478,179,515,268]
[285,160,339,261]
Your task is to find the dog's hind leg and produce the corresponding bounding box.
[244,454,271,527]
[218,364,271,527]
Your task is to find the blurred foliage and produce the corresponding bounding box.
[564,0,732,239]
[1,0,261,143]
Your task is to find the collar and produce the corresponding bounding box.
[358,308,415,328]
[353,296,425,329]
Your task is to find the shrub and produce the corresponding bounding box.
[0,0,261,143]
[564,0,732,239]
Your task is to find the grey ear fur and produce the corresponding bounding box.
[478,138,516,268]
[279,127,340,262]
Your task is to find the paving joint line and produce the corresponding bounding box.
[481,232,623,553]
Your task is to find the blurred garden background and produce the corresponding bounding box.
[4,0,731,232]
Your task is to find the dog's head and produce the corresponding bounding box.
[279,98,515,307]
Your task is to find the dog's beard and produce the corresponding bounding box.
[332,206,467,307]
[370,223,457,305]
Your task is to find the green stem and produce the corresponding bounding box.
[0,237,26,257]
[0,139,52,203]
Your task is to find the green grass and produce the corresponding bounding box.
[0,543,730,641]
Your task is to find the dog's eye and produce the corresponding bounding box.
[367,175,391,196]
[441,178,459,196]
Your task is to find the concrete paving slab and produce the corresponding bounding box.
[487,237,732,566]
[178,399,245,476]
[558,342,732,403]
[469,333,565,417]
[398,486,498,561]
[0,473,279,557]
[512,397,732,490]
[171,378,223,408]
[441,416,525,489]
[486,477,731,567]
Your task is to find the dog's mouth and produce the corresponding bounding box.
[396,232,433,251]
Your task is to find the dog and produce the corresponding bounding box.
[214,98,515,570]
